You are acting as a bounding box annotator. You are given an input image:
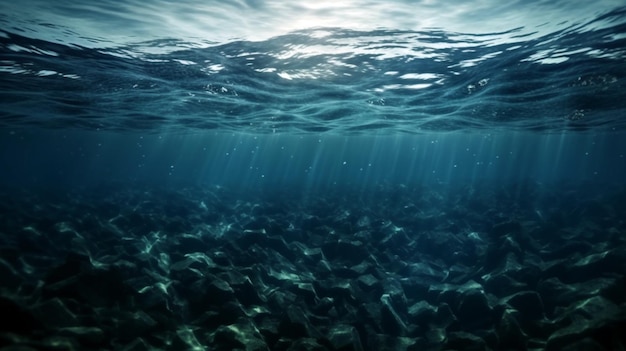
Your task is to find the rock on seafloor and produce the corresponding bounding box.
[0,183,625,350]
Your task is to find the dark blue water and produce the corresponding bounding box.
[1,130,625,192]
[1,4,625,190]
[1,1,626,350]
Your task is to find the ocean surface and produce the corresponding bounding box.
[1,1,626,350]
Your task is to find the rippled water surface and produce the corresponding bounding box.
[1,1,625,133]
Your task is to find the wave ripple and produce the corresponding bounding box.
[1,8,626,134]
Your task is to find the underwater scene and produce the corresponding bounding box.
[1,1,626,350]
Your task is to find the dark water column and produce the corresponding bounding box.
[0,129,624,193]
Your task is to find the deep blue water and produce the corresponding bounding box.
[1,1,626,350]
[1,2,626,190]
[1,130,625,192]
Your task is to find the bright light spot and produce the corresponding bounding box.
[36,70,57,76]
[174,59,196,65]
[278,72,293,80]
[256,67,277,73]
[398,73,440,80]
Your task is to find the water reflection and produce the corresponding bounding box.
[1,0,623,49]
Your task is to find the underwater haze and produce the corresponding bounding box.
[1,1,626,350]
